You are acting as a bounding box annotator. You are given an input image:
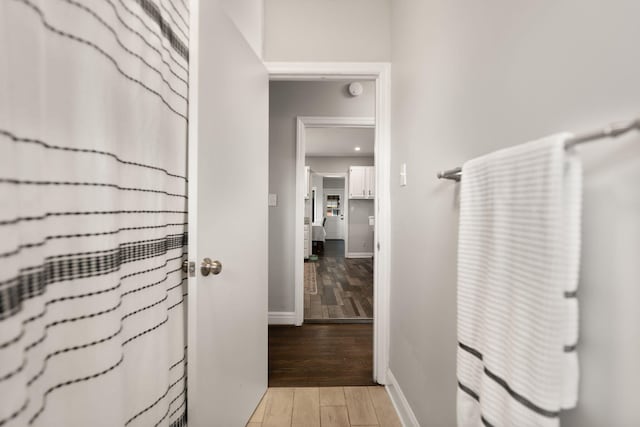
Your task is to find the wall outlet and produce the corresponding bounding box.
[268,193,277,207]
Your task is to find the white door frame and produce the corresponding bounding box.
[266,62,391,384]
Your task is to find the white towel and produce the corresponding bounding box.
[457,134,582,427]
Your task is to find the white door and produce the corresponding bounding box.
[188,2,268,426]
[324,190,345,240]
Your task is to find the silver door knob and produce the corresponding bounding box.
[182,260,189,273]
[201,258,222,276]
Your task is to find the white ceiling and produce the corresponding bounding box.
[306,127,374,157]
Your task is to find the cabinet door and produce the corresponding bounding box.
[366,166,375,199]
[349,166,366,199]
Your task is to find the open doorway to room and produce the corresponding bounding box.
[266,76,387,387]
[304,127,375,323]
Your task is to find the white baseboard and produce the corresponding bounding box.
[346,252,374,259]
[385,370,420,427]
[268,311,296,325]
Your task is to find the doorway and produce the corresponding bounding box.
[305,133,375,323]
[266,63,391,386]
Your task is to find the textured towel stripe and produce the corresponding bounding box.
[459,342,560,418]
[481,416,495,427]
[483,367,559,418]
[458,380,480,401]
[458,381,495,427]
[459,341,483,360]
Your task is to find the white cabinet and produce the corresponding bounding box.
[304,166,311,199]
[365,166,375,199]
[349,166,366,198]
[349,166,375,199]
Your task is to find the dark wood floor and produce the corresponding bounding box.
[305,241,374,321]
[323,239,345,257]
[268,324,376,387]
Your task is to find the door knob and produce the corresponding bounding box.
[201,258,222,276]
[182,260,189,273]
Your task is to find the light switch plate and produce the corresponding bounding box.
[400,163,407,186]
[268,193,277,206]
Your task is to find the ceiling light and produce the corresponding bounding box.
[354,147,361,151]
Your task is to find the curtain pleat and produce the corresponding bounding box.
[0,0,189,425]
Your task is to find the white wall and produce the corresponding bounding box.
[348,199,374,254]
[389,1,640,426]
[264,0,391,62]
[269,82,375,312]
[322,177,345,189]
[219,0,263,58]
[307,127,375,157]
[306,156,374,174]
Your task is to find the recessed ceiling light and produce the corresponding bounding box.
[354,147,361,151]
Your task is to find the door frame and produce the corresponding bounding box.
[308,170,349,250]
[266,62,391,384]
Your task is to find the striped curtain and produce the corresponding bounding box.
[0,0,189,426]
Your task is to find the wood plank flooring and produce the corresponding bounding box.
[247,387,402,427]
[304,252,373,322]
[269,324,375,387]
[322,239,345,257]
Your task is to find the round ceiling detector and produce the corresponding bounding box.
[348,82,363,97]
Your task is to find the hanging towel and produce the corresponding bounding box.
[457,134,582,427]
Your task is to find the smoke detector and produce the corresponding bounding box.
[348,82,363,97]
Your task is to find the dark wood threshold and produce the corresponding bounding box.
[269,324,376,387]
[304,318,373,324]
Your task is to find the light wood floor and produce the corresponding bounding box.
[247,387,401,427]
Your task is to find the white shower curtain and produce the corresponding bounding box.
[0,0,189,425]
